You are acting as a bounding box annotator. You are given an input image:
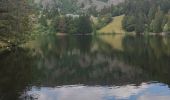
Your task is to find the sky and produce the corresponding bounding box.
[23,82,170,100]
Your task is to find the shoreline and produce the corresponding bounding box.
[1,32,170,50]
[56,32,170,36]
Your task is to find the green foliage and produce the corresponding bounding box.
[163,24,170,32]
[58,0,80,14]
[39,15,48,27]
[51,15,93,34]
[0,0,33,44]
[148,6,157,23]
[77,15,93,34]
[122,15,135,32]
[150,9,164,33]
[135,14,145,33]
[121,0,170,33]
[95,14,112,30]
[163,16,170,32]
[99,4,124,17]
[87,6,98,17]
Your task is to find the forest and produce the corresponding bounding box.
[0,0,170,48]
[95,0,170,33]
[122,0,170,33]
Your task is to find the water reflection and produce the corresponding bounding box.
[1,35,170,100]
[24,83,170,100]
[0,48,37,100]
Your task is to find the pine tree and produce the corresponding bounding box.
[135,14,145,33]
[0,0,32,43]
[151,8,164,33]
[58,16,66,33]
[77,15,92,34]
[148,5,157,23]
[163,16,170,32]
[122,15,135,32]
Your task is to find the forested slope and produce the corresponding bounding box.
[122,0,170,33]
[0,0,32,45]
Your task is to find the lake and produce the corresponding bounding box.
[0,35,170,100]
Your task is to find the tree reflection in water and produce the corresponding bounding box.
[1,35,170,100]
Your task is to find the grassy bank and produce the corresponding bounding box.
[99,15,125,34]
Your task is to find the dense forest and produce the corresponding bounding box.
[0,0,93,47]
[122,0,170,33]
[39,10,93,34]
[97,0,170,33]
[0,0,33,44]
[0,0,170,47]
[31,0,94,34]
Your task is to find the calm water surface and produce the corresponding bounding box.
[0,35,170,100]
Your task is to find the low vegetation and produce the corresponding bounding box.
[99,15,125,34]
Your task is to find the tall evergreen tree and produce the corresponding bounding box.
[135,14,145,33]
[77,15,93,34]
[163,16,170,32]
[0,0,32,43]
[151,9,164,33]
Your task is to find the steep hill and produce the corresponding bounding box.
[77,0,124,10]
[99,15,125,33]
[35,0,124,11]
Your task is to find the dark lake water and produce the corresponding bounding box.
[1,35,170,100]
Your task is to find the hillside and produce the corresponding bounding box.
[99,15,125,34]
[120,0,170,34]
[35,0,124,12]
[77,0,124,10]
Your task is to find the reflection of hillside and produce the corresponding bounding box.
[121,35,170,85]
[37,53,145,86]
[98,35,124,51]
[1,35,170,99]
[34,35,170,86]
[33,35,147,86]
